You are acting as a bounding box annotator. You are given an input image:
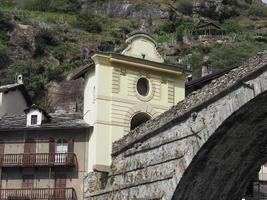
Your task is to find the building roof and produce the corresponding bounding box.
[186,65,240,94]
[71,52,191,80]
[0,113,91,132]
[196,22,222,30]
[24,104,51,119]
[71,63,95,80]
[0,83,32,106]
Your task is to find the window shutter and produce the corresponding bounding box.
[68,138,74,153]
[0,140,5,166]
[67,138,74,165]
[23,139,36,165]
[49,138,55,153]
[49,138,55,164]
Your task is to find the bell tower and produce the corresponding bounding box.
[73,32,191,171]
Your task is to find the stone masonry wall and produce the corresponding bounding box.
[85,51,267,200]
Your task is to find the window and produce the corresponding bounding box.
[137,78,149,96]
[55,139,68,163]
[22,175,34,188]
[130,113,151,130]
[31,115,38,125]
[56,139,68,154]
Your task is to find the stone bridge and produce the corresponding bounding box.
[85,51,267,200]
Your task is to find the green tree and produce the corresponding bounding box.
[175,0,193,16]
[75,12,103,33]
[247,4,267,18]
[209,41,267,68]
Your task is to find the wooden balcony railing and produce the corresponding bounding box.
[0,188,77,200]
[0,153,77,168]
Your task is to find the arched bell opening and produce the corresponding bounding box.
[130,112,151,130]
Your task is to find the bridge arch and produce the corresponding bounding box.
[172,90,267,200]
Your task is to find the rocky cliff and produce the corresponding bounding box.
[0,0,266,112]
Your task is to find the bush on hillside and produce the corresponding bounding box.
[181,53,202,70]
[34,28,59,57]
[0,9,13,33]
[49,0,81,13]
[0,43,10,68]
[222,19,245,33]
[176,26,184,42]
[175,0,193,16]
[22,0,80,13]
[247,4,267,18]
[52,43,72,63]
[75,12,103,33]
[209,41,267,68]
[218,5,239,21]
[22,0,51,11]
[2,60,64,98]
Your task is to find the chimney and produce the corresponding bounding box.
[17,74,23,84]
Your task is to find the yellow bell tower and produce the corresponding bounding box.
[73,32,191,171]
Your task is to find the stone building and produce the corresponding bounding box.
[0,75,32,116]
[0,104,91,200]
[72,31,191,171]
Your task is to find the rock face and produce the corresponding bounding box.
[47,79,84,113]
[80,0,169,21]
[84,52,267,200]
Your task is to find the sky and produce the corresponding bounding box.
[263,0,267,3]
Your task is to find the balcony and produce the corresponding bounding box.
[0,153,77,168]
[0,188,77,200]
[259,173,267,181]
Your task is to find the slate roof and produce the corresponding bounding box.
[0,113,91,131]
[186,65,240,94]
[24,104,51,119]
[71,52,191,80]
[0,83,32,106]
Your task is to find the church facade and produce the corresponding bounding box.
[73,32,190,171]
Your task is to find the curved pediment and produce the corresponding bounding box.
[122,32,164,63]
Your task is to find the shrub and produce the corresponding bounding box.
[75,12,103,33]
[247,4,267,18]
[198,0,219,19]
[3,60,44,97]
[181,53,202,70]
[0,43,9,68]
[22,0,52,11]
[52,43,71,63]
[175,0,193,16]
[0,9,13,32]
[197,44,211,54]
[49,0,81,13]
[34,28,59,57]
[222,19,245,34]
[21,0,81,13]
[209,41,267,68]
[2,60,65,98]
[19,35,32,51]
[218,5,239,21]
[176,26,184,42]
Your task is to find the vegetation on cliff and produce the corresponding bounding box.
[0,0,266,108]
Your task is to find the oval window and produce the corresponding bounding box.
[137,78,149,96]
